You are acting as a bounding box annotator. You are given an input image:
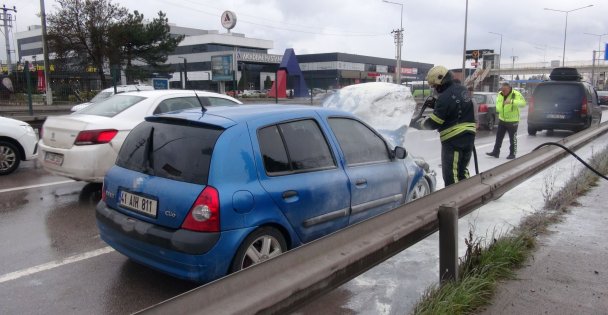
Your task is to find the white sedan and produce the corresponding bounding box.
[0,116,39,175]
[38,90,241,182]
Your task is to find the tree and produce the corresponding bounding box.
[48,0,128,85]
[108,11,184,83]
[264,76,273,90]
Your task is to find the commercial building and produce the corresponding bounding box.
[15,24,432,94]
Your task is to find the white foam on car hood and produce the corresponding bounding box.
[322,82,417,147]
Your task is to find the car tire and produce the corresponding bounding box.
[0,141,20,176]
[230,227,287,273]
[527,126,537,136]
[486,115,496,131]
[408,177,431,202]
[79,183,102,205]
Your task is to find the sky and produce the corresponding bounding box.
[11,0,608,69]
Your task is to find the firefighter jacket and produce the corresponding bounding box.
[422,82,476,142]
[496,89,526,123]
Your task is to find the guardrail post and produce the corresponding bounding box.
[438,204,458,283]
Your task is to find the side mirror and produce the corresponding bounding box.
[394,146,407,159]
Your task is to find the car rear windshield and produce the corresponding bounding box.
[534,84,583,106]
[77,95,146,117]
[472,94,488,104]
[116,121,223,185]
[90,91,114,103]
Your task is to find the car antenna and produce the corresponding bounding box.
[184,73,207,114]
[193,89,207,114]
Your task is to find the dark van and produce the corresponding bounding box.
[528,68,602,135]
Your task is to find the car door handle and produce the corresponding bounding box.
[355,179,367,187]
[282,190,298,199]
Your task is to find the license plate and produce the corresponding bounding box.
[119,191,158,217]
[547,114,566,119]
[44,152,64,165]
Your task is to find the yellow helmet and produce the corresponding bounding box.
[426,65,449,86]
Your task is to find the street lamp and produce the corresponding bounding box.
[489,31,502,89]
[544,5,593,66]
[461,0,469,84]
[382,0,403,84]
[178,56,188,89]
[584,32,608,87]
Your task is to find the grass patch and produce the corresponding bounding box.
[413,232,534,315]
[412,144,608,315]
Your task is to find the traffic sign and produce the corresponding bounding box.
[605,43,608,60]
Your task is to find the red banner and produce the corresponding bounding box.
[37,69,45,92]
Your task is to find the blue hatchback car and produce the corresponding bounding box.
[96,104,436,282]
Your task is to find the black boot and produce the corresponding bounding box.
[486,151,499,158]
[506,153,515,160]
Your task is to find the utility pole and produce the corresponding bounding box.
[40,0,53,105]
[0,5,16,74]
[391,28,404,84]
[383,0,404,84]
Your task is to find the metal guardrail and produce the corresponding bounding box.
[138,122,608,315]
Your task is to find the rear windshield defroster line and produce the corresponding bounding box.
[116,121,224,185]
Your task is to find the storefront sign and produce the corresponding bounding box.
[152,78,169,90]
[211,55,234,81]
[376,65,388,73]
[237,51,282,64]
[221,11,237,30]
[400,67,418,75]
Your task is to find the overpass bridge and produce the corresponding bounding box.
[488,59,608,77]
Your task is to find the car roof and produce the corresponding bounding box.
[101,85,154,93]
[119,89,239,100]
[148,104,355,128]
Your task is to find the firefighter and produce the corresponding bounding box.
[486,82,527,159]
[416,65,476,186]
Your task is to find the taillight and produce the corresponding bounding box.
[528,96,535,114]
[478,104,488,113]
[181,186,220,232]
[581,96,588,116]
[74,129,118,145]
[101,182,106,202]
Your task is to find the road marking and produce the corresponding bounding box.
[0,180,76,194]
[0,246,115,284]
[475,134,525,150]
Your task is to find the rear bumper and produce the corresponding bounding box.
[37,140,117,182]
[477,112,492,126]
[96,201,220,255]
[528,119,587,131]
[96,201,255,282]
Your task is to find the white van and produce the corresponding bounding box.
[70,85,155,112]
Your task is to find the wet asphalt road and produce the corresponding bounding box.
[0,166,198,314]
[0,110,604,314]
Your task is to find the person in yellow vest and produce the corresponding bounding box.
[486,82,527,159]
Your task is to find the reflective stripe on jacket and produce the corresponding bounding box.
[496,89,526,122]
[421,82,476,143]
